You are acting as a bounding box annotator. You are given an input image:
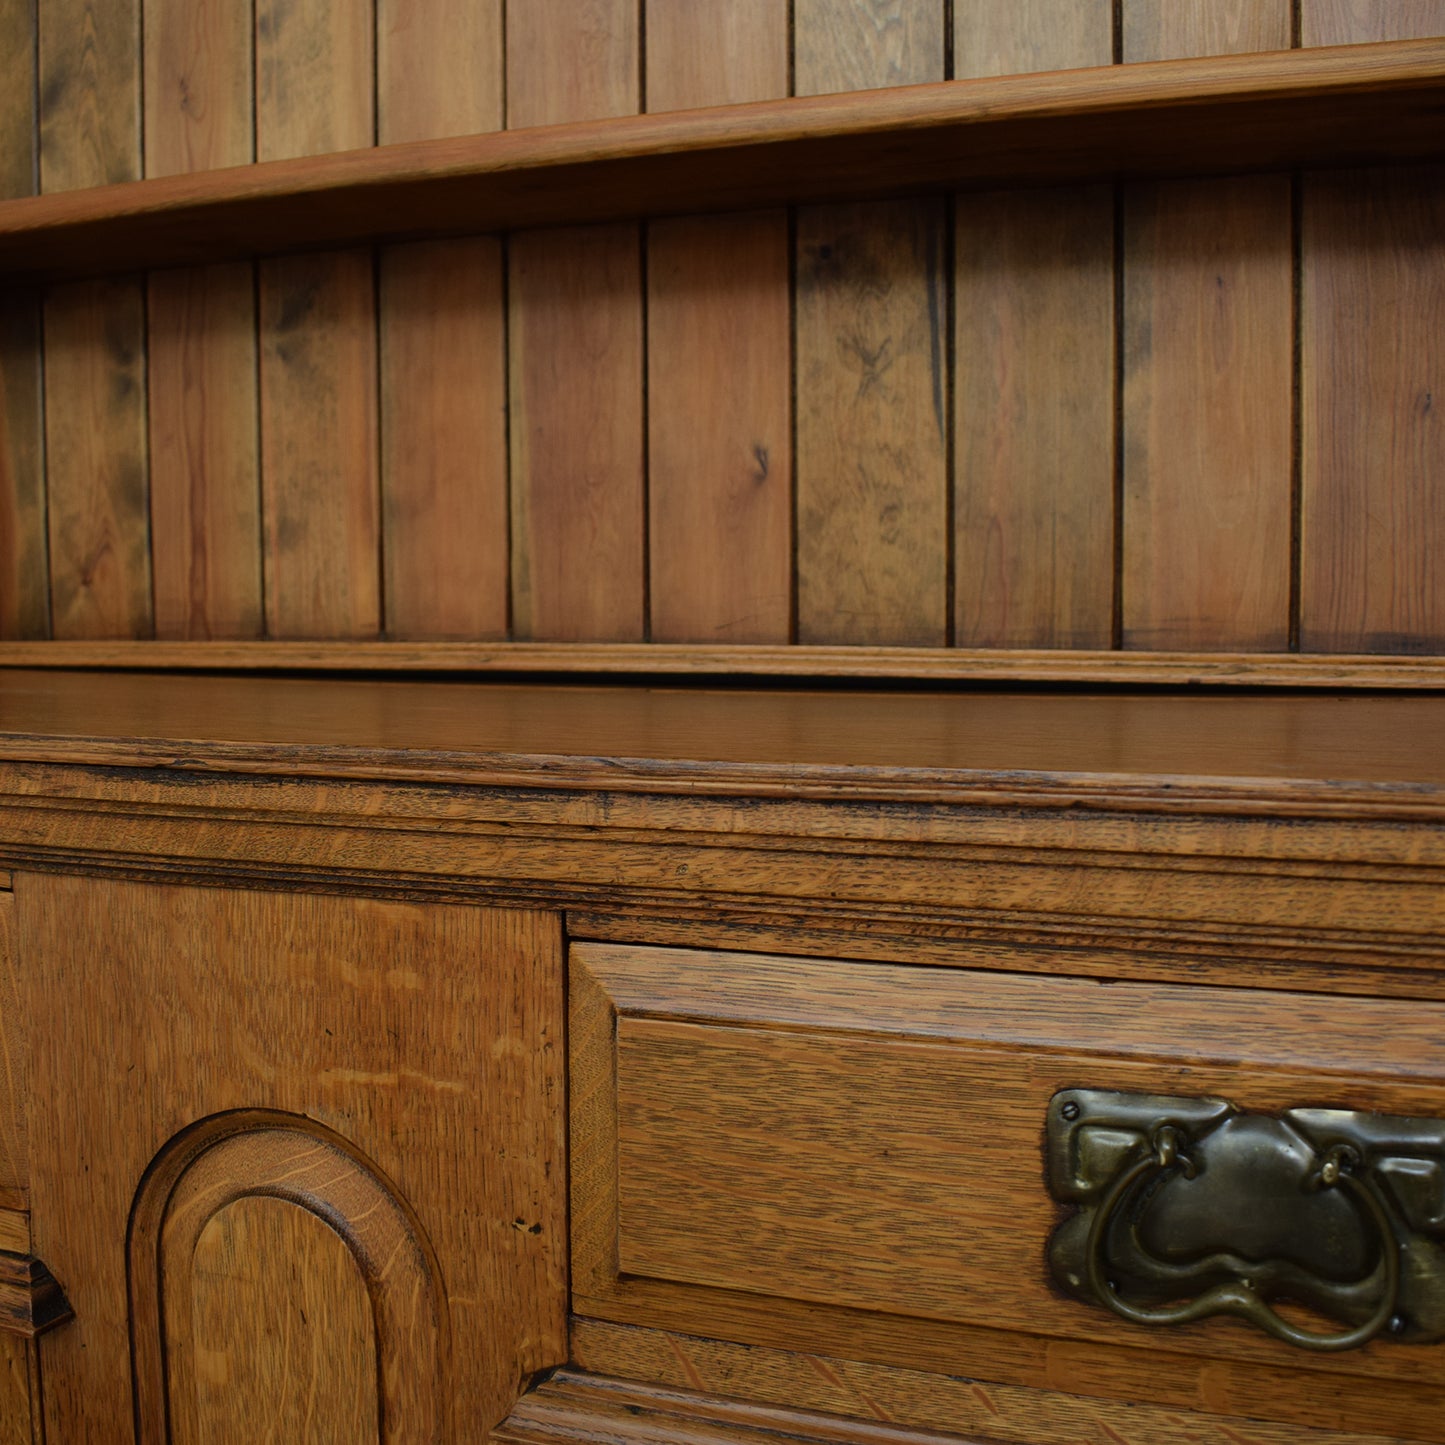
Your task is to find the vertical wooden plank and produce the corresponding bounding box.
[952,0,1112,76]
[1121,1,1293,652]
[1299,2,1445,653]
[507,0,644,642]
[145,0,260,640]
[256,0,379,639]
[39,0,151,640]
[953,3,1114,648]
[646,2,790,643]
[377,0,507,640]
[0,0,46,640]
[795,1,947,647]
[1125,0,1292,59]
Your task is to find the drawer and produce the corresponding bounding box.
[570,942,1445,1441]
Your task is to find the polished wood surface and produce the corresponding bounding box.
[0,1335,34,1445]
[1300,7,1445,656]
[3,638,1444,687]
[3,16,1441,665]
[571,1325,1428,1445]
[1122,2,1293,651]
[496,1368,1424,1445]
[571,943,1445,1437]
[0,669,1438,800]
[144,0,261,643]
[256,2,379,642]
[0,0,45,646]
[0,894,22,1204]
[507,0,644,646]
[182,1195,378,1442]
[647,1,790,646]
[19,876,565,1439]
[378,1,507,643]
[953,3,1114,649]
[795,2,946,648]
[38,0,151,647]
[0,40,1440,281]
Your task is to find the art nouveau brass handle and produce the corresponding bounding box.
[1082,1126,1399,1352]
[1047,1091,1445,1351]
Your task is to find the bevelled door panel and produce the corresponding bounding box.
[175,1193,379,1442]
[16,876,566,1443]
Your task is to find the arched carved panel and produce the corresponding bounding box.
[129,1111,450,1444]
[183,1195,380,1442]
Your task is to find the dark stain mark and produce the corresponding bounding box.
[751,444,769,483]
[274,282,320,334]
[39,73,67,115]
[1422,390,1433,417]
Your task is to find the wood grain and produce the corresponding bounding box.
[144,0,260,641]
[1303,2,1445,45]
[39,0,150,642]
[0,1335,33,1445]
[952,0,1112,78]
[146,265,261,638]
[19,877,565,1441]
[0,297,45,642]
[795,2,946,646]
[182,1194,378,1442]
[378,0,507,641]
[953,1,1114,650]
[377,0,503,145]
[1126,0,1292,60]
[256,0,378,640]
[41,280,151,638]
[571,1324,1428,1445]
[1301,3,1445,654]
[0,895,22,1202]
[508,228,643,641]
[954,187,1114,647]
[1122,2,1293,652]
[496,1370,1424,1445]
[37,0,140,196]
[378,240,507,639]
[507,0,643,642]
[0,0,46,643]
[1,638,1445,687]
[0,667,1440,807]
[647,2,790,644]
[2,42,1445,281]
[140,1122,444,1437]
[0,1210,29,1256]
[571,944,1445,1432]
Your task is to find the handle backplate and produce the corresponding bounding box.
[1046,1090,1445,1350]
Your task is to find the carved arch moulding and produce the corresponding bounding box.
[127,1109,451,1444]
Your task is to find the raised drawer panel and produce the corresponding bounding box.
[572,942,1445,1438]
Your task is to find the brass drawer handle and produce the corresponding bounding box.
[1047,1090,1445,1351]
[1083,1126,1398,1352]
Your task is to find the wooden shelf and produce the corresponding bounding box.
[0,641,1443,689]
[0,669,1440,815]
[2,39,1443,281]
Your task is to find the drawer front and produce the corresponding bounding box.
[570,942,1445,1438]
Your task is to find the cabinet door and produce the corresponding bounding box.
[15,875,565,1443]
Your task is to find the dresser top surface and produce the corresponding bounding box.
[0,670,1437,808]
